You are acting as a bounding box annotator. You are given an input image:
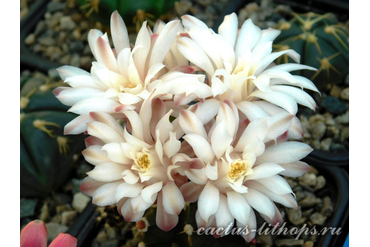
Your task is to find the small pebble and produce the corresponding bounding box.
[24,33,36,45]
[320,96,347,115]
[61,210,78,226]
[45,222,68,242]
[298,192,321,207]
[275,239,304,246]
[340,87,349,100]
[72,192,90,213]
[59,16,76,30]
[309,212,327,225]
[320,196,333,217]
[287,207,306,226]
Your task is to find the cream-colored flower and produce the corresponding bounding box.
[53,11,211,135]
[80,97,187,231]
[177,13,319,139]
[176,101,312,241]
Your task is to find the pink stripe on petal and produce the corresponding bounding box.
[156,192,179,231]
[95,37,118,72]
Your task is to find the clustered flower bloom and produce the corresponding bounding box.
[54,11,318,242]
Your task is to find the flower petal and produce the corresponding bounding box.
[87,121,124,143]
[215,194,234,230]
[87,29,104,58]
[162,181,185,215]
[179,109,207,139]
[255,175,293,195]
[110,10,130,54]
[150,20,180,67]
[244,188,275,221]
[188,26,223,68]
[234,117,268,154]
[134,22,151,80]
[49,233,77,247]
[210,120,233,159]
[218,12,238,49]
[20,220,48,247]
[89,111,125,137]
[246,162,285,180]
[57,65,90,80]
[92,181,122,206]
[248,90,298,114]
[68,98,120,115]
[120,198,145,222]
[237,101,269,120]
[226,191,251,225]
[180,182,204,202]
[87,163,125,182]
[163,132,181,158]
[115,182,144,201]
[235,19,261,58]
[64,114,91,135]
[256,141,313,165]
[156,191,179,231]
[181,15,208,30]
[177,37,215,76]
[94,36,118,72]
[131,195,153,213]
[82,145,109,165]
[141,181,163,204]
[122,110,144,141]
[102,143,131,164]
[271,85,317,110]
[184,166,207,185]
[237,210,257,242]
[80,177,106,196]
[54,87,103,106]
[255,49,300,75]
[183,134,215,164]
[265,113,294,142]
[278,161,311,177]
[198,181,220,222]
[247,180,298,209]
[121,170,139,184]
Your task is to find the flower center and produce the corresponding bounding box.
[227,159,253,181]
[228,162,245,179]
[137,154,151,170]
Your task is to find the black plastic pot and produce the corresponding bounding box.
[67,202,100,247]
[20,0,61,72]
[273,0,348,16]
[303,163,349,247]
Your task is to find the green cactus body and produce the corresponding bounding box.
[76,0,177,30]
[273,12,349,90]
[20,74,86,198]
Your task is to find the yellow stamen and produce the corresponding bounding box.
[138,154,151,170]
[228,162,245,179]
